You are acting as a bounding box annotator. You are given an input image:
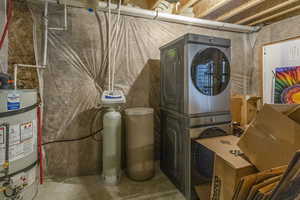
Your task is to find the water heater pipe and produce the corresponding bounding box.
[0,0,13,50]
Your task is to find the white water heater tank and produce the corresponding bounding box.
[0,89,38,200]
[102,108,122,185]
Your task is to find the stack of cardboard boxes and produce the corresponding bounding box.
[194,100,300,200]
[235,104,300,200]
[231,95,262,128]
[194,136,257,200]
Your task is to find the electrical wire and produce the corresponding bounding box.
[42,128,103,146]
[90,108,103,142]
[42,108,104,145]
[0,0,13,50]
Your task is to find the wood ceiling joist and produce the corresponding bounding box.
[263,9,300,25]
[215,0,265,21]
[123,0,131,4]
[249,4,300,25]
[148,0,164,9]
[174,0,200,14]
[193,0,234,18]
[123,0,150,9]
[235,0,300,24]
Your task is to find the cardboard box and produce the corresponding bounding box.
[238,104,300,171]
[231,95,262,127]
[271,150,300,199]
[232,165,287,200]
[195,135,257,200]
[195,184,212,200]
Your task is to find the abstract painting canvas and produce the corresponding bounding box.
[274,66,300,104]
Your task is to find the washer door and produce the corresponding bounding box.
[161,46,184,113]
[191,48,230,96]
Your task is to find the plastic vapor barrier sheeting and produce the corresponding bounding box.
[28,2,255,176]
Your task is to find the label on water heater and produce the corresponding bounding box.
[7,93,21,111]
[0,120,35,165]
[20,122,33,141]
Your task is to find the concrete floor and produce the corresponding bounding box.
[35,169,185,200]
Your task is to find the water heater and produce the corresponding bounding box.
[0,89,38,200]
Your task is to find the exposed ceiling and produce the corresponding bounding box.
[120,0,300,26]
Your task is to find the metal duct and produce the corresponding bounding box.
[39,0,260,33]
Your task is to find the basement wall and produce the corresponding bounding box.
[10,0,254,177]
[8,1,39,88]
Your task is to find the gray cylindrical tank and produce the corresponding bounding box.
[102,108,122,185]
[125,107,154,181]
[0,89,38,200]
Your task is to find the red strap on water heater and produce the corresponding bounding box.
[37,105,44,184]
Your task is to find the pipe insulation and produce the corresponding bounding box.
[32,0,260,33]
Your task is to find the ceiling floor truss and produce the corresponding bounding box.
[236,0,300,25]
[215,0,265,21]
[249,4,300,26]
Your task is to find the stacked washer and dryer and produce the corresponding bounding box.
[160,34,232,200]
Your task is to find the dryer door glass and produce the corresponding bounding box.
[191,48,230,96]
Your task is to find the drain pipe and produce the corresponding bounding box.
[54,0,260,33]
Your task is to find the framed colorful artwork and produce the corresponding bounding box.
[274,66,300,104]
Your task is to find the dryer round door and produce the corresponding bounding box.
[191,47,230,96]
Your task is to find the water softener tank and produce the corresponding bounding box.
[0,89,38,200]
[102,108,122,184]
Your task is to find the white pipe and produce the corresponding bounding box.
[48,27,65,31]
[43,1,48,67]
[112,0,122,91]
[64,1,68,30]
[14,64,17,89]
[53,0,260,33]
[108,0,111,91]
